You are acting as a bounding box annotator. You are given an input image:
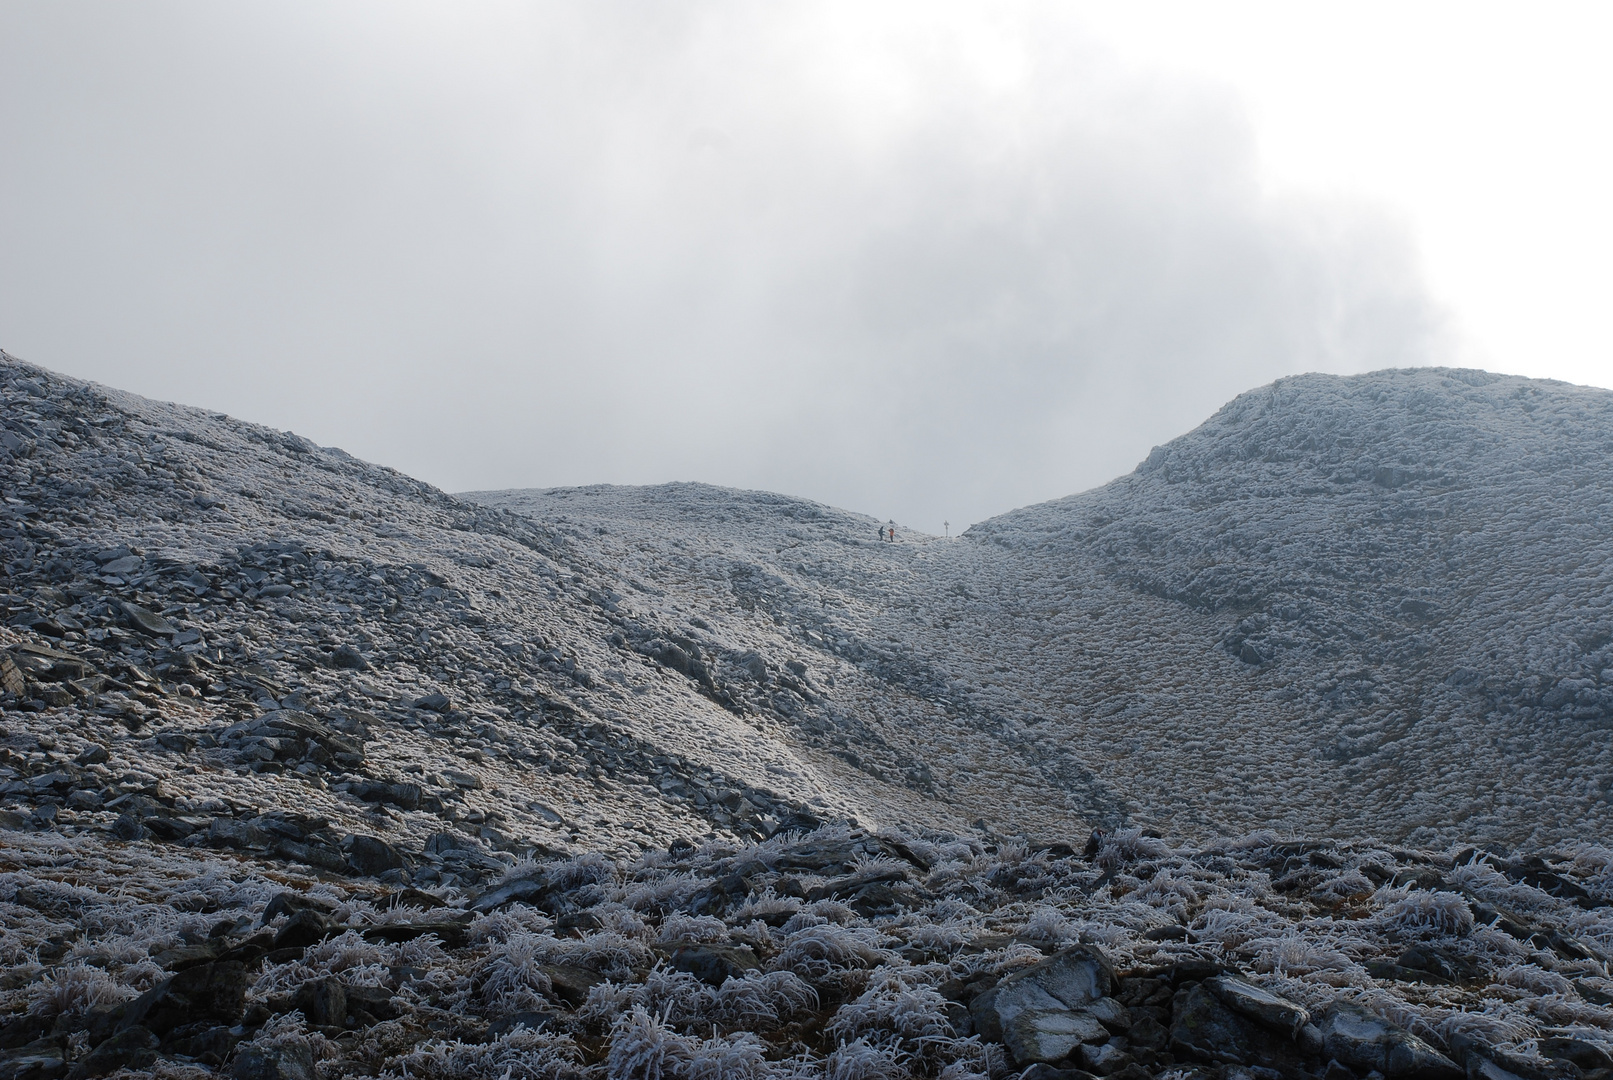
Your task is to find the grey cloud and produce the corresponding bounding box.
[0,2,1447,532]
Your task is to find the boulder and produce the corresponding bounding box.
[150,939,229,972]
[232,1041,316,1080]
[425,831,475,855]
[1129,1016,1169,1051]
[0,655,25,700]
[293,977,347,1027]
[344,985,401,1024]
[1204,975,1310,1037]
[272,909,334,951]
[274,839,347,874]
[68,1027,158,1079]
[210,817,273,850]
[361,917,472,949]
[0,1015,52,1051]
[65,790,101,812]
[1316,1003,1460,1078]
[261,891,337,924]
[109,814,143,842]
[165,1025,241,1064]
[119,602,176,637]
[120,961,248,1037]
[0,1037,65,1080]
[216,930,276,966]
[442,769,483,790]
[1003,1009,1111,1065]
[1080,1040,1134,1075]
[349,782,421,811]
[1086,997,1132,1032]
[665,943,760,985]
[1539,1038,1613,1073]
[471,874,552,913]
[347,834,407,876]
[844,881,923,917]
[331,645,368,670]
[1171,983,1258,1065]
[805,867,909,902]
[542,964,606,1009]
[976,944,1115,1040]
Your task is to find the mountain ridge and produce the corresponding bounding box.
[5,354,1613,1080]
[4,355,1610,848]
[471,368,1613,848]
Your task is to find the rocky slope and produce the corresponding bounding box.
[966,369,1613,846]
[3,353,1613,1079]
[472,369,1613,849]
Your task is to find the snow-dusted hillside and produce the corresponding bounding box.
[7,356,1613,1080]
[472,369,1613,849]
[6,352,1605,861]
[967,369,1613,845]
[0,353,881,866]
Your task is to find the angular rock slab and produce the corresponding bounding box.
[69,1026,158,1080]
[1004,1008,1111,1065]
[993,947,1109,1025]
[1316,1003,1460,1078]
[1172,982,1259,1065]
[1205,975,1310,1037]
[1081,1040,1135,1074]
[119,602,176,637]
[1085,995,1132,1031]
[542,964,606,1009]
[981,944,1116,1038]
[232,1041,316,1080]
[293,977,347,1028]
[121,961,248,1037]
[664,943,760,985]
[1,1037,65,1080]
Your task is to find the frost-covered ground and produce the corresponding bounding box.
[472,369,1613,848]
[4,354,1613,1077]
[7,816,1613,1080]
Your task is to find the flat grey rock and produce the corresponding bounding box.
[1004,1008,1111,1065]
[1316,1003,1460,1078]
[1205,975,1310,1037]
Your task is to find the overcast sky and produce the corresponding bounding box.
[3,3,1608,534]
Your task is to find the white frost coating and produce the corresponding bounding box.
[474,368,1613,846]
[3,354,1610,861]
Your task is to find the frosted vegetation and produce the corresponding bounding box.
[2,354,1612,1077]
[5,819,1613,1079]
